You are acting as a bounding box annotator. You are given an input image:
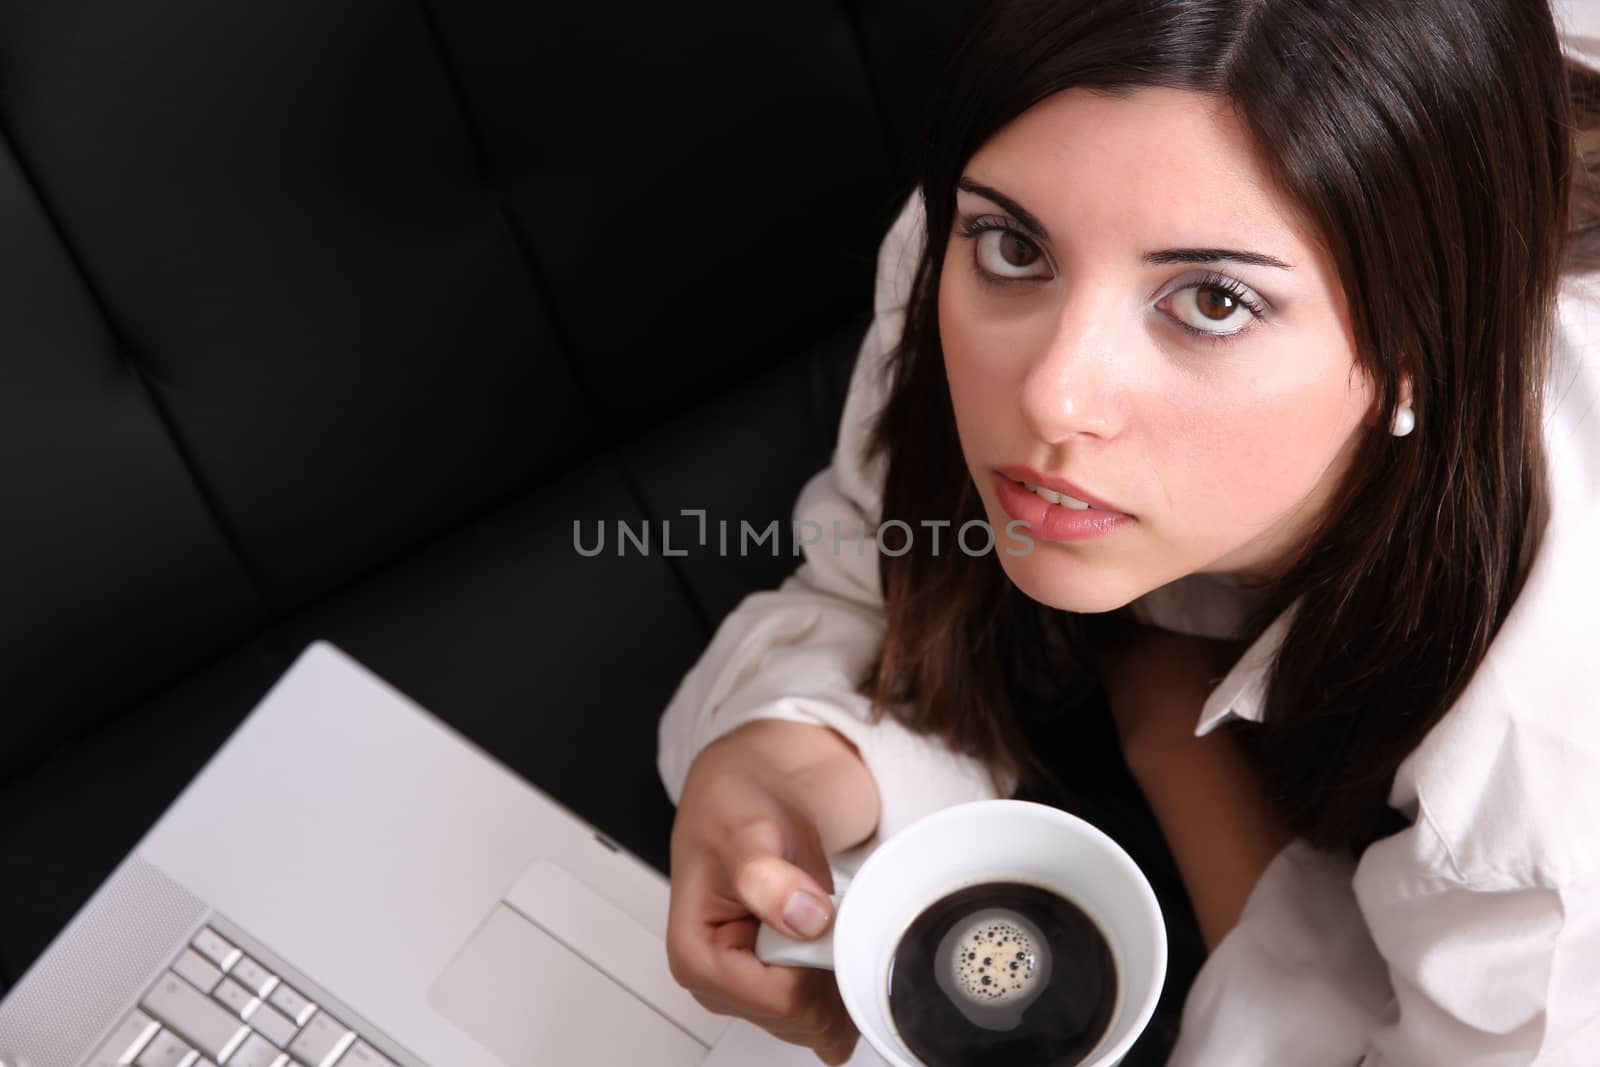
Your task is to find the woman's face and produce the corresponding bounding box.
[940,86,1382,613]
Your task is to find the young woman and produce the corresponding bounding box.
[659,1,1600,1063]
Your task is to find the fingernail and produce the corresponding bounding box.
[782,891,829,938]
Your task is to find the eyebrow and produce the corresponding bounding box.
[1144,248,1295,270]
[955,177,1295,270]
[957,178,1052,242]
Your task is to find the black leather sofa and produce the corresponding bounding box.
[0,0,968,994]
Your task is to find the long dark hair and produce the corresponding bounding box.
[862,0,1600,854]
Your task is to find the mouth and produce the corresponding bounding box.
[1018,480,1097,511]
[990,470,1134,543]
[994,466,1127,515]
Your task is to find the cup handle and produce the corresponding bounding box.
[753,894,843,970]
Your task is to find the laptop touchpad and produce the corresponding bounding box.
[430,904,706,1067]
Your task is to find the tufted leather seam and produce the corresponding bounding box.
[410,0,590,407]
[0,117,273,632]
[836,0,898,168]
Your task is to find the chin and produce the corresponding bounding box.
[993,550,1142,615]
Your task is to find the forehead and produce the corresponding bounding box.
[964,86,1316,261]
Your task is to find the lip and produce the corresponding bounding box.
[992,473,1134,543]
[994,466,1128,515]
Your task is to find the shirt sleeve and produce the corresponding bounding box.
[1350,823,1600,1064]
[655,189,1004,842]
[1166,823,1600,1065]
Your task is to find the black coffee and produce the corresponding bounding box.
[886,881,1117,1067]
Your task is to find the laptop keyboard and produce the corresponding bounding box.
[84,925,400,1067]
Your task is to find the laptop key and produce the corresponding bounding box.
[231,956,279,998]
[332,1040,397,1067]
[247,1001,299,1048]
[226,1033,289,1067]
[191,928,242,972]
[173,948,224,994]
[86,1009,160,1067]
[267,982,316,1027]
[142,972,252,1063]
[287,1011,354,1067]
[212,977,262,1019]
[133,1028,197,1067]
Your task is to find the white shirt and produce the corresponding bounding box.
[657,107,1600,1063]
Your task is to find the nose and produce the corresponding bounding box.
[1018,298,1121,445]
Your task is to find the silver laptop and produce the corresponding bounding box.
[0,641,878,1067]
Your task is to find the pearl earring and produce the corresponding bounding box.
[1391,405,1415,437]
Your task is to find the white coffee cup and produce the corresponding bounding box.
[755,799,1166,1067]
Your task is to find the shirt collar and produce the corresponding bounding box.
[1193,604,1295,736]
[1125,571,1292,736]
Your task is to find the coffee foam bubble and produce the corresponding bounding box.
[932,907,1051,1031]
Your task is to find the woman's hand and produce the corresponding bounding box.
[666,720,879,1065]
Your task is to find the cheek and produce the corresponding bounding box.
[938,278,1006,447]
[1155,364,1366,525]
[938,276,1039,437]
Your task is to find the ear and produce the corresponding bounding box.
[1397,374,1414,410]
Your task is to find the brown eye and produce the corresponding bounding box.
[1158,276,1264,339]
[1000,233,1039,268]
[973,229,1052,281]
[1195,285,1239,321]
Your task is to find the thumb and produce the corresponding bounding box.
[727,832,835,941]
